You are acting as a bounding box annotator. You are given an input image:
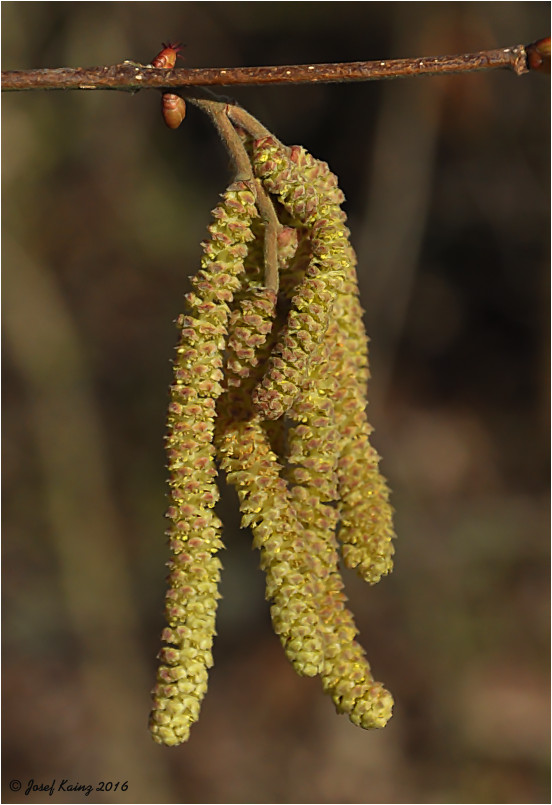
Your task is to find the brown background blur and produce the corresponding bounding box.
[2,3,550,803]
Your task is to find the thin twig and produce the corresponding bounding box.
[226,105,274,141]
[189,94,253,179]
[1,42,539,93]
[187,93,280,293]
[254,179,281,295]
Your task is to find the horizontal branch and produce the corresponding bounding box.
[1,41,544,92]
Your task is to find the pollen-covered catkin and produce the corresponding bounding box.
[216,408,327,677]
[150,115,398,744]
[268,148,395,723]
[291,152,396,584]
[321,631,394,728]
[285,293,394,729]
[250,137,349,419]
[224,287,277,387]
[216,276,327,677]
[150,182,257,746]
[333,245,395,584]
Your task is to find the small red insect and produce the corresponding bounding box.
[162,93,187,129]
[151,41,184,70]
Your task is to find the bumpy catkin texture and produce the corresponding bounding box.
[151,125,397,742]
[216,408,327,677]
[333,245,395,584]
[224,287,277,388]
[294,151,396,584]
[217,277,327,677]
[250,137,348,420]
[305,316,394,728]
[280,199,394,730]
[150,182,257,747]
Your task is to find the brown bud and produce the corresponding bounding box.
[526,36,551,73]
[162,93,187,129]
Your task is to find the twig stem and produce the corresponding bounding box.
[254,180,281,295]
[1,43,535,92]
[187,94,280,293]
[189,95,253,180]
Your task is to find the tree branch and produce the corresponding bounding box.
[2,40,547,93]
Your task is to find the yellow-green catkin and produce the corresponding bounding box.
[287,326,394,728]
[293,149,396,584]
[320,622,394,728]
[333,245,396,585]
[310,307,394,730]
[261,225,301,458]
[149,181,257,747]
[278,164,394,729]
[216,412,327,677]
[250,137,348,419]
[150,126,397,742]
[224,287,277,388]
[216,276,327,677]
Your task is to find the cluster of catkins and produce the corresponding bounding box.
[149,134,396,747]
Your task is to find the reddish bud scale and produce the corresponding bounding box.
[526,36,551,73]
[152,41,184,69]
[150,42,187,130]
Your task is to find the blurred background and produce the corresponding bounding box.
[2,2,549,803]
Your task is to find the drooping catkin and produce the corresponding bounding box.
[290,150,396,583]
[150,113,398,745]
[333,246,395,584]
[216,407,327,677]
[150,182,257,746]
[302,342,394,728]
[283,238,394,729]
[216,275,327,677]
[250,137,348,419]
[224,287,276,388]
